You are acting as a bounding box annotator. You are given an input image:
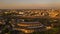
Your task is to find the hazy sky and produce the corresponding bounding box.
[0,0,60,9]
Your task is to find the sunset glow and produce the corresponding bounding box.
[0,0,60,9]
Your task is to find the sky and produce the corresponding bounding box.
[0,0,60,9]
